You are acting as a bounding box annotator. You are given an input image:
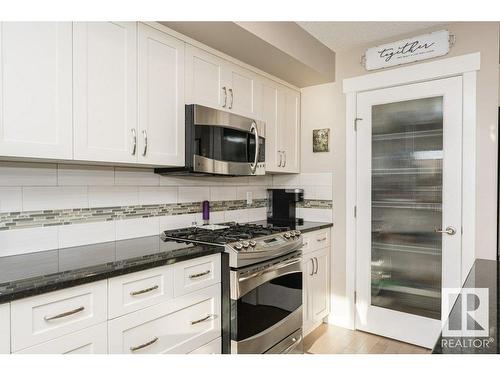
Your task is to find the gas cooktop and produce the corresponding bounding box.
[161,222,303,268]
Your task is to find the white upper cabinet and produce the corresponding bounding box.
[0,22,72,159]
[185,45,225,109]
[224,64,260,119]
[138,23,185,166]
[263,80,300,173]
[73,22,138,163]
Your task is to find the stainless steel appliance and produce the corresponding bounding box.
[161,222,304,354]
[155,105,266,176]
[267,188,304,226]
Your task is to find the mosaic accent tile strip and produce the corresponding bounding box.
[297,199,333,209]
[0,199,267,231]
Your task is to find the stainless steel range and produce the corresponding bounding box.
[161,222,304,354]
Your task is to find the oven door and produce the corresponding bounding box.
[191,105,265,176]
[230,254,303,354]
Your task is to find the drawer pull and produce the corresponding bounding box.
[190,314,215,325]
[316,237,327,242]
[44,306,85,321]
[130,337,159,352]
[130,285,159,296]
[189,270,211,279]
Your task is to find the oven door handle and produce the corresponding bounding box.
[233,257,302,300]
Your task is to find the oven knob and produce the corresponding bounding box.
[294,230,301,236]
[290,232,296,237]
[234,242,243,250]
[249,240,257,247]
[283,232,291,239]
[241,241,250,248]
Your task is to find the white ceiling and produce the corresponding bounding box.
[296,22,449,51]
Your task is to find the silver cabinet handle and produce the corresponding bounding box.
[44,306,85,321]
[130,285,159,296]
[278,151,283,167]
[131,128,137,155]
[222,86,227,108]
[250,122,259,174]
[434,226,456,235]
[317,237,327,242]
[142,130,148,156]
[190,314,215,325]
[130,337,158,352]
[283,151,287,168]
[189,270,211,279]
[309,258,315,276]
[313,257,319,275]
[228,88,234,109]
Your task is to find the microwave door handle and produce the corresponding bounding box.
[250,122,259,173]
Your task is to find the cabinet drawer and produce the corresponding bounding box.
[15,322,107,354]
[189,337,222,354]
[108,265,173,319]
[11,280,107,351]
[0,303,10,353]
[108,283,221,354]
[301,229,330,254]
[173,254,220,297]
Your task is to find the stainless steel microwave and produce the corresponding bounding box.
[155,105,265,176]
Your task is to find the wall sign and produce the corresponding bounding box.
[363,30,453,71]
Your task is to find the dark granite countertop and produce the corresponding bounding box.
[248,220,333,234]
[0,236,222,304]
[433,259,499,354]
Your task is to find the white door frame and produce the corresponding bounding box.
[342,52,480,330]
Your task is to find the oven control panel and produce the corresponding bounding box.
[229,231,302,252]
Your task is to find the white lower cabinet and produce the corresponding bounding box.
[0,303,10,353]
[189,337,221,354]
[302,230,331,336]
[15,322,108,354]
[108,283,221,354]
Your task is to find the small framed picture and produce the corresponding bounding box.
[313,129,330,152]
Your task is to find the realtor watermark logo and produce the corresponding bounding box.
[441,288,493,350]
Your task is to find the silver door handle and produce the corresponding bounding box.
[309,258,315,276]
[130,285,159,296]
[434,226,456,235]
[189,270,211,279]
[44,306,85,321]
[228,88,234,109]
[250,122,259,173]
[131,128,137,155]
[142,130,148,156]
[190,314,215,325]
[222,86,227,108]
[130,337,158,352]
[283,151,287,168]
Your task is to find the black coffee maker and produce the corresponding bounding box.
[267,188,304,226]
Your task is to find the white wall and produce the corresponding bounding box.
[300,22,500,328]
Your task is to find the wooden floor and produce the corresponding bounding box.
[303,324,431,354]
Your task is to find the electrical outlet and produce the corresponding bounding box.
[246,191,253,205]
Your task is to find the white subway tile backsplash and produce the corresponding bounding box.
[178,186,210,203]
[272,174,301,187]
[115,167,160,186]
[116,217,160,240]
[57,164,114,186]
[0,187,22,212]
[159,214,198,231]
[248,175,272,186]
[22,186,88,211]
[236,186,267,200]
[58,221,116,248]
[0,226,59,256]
[88,186,139,208]
[247,207,267,222]
[210,186,237,201]
[300,173,332,186]
[224,209,248,223]
[0,162,57,186]
[160,175,212,186]
[139,186,177,205]
[298,208,333,223]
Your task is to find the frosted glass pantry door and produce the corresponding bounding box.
[355,76,462,349]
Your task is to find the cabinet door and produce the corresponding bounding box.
[73,22,137,163]
[225,64,258,118]
[0,22,72,159]
[138,23,185,166]
[310,248,329,322]
[261,80,280,172]
[302,255,314,329]
[185,45,225,110]
[280,88,300,173]
[0,303,10,353]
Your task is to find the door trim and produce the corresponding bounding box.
[339,53,480,332]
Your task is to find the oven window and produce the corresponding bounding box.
[231,272,302,341]
[221,128,248,162]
